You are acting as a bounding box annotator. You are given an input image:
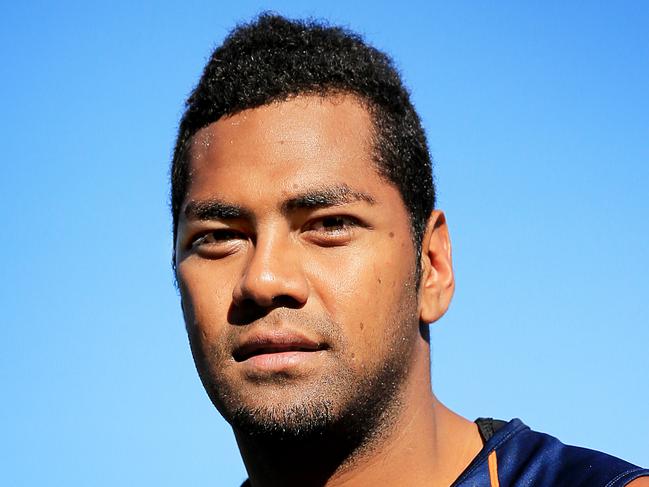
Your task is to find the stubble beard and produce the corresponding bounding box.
[197,298,420,455]
[227,340,412,446]
[188,269,422,460]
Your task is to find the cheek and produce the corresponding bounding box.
[177,260,238,346]
[307,237,417,358]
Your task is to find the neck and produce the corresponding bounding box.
[235,346,483,487]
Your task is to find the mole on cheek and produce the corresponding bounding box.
[359,321,364,330]
[389,232,394,238]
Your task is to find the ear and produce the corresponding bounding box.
[418,210,455,324]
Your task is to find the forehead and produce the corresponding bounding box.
[184,95,397,206]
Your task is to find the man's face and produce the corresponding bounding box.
[175,95,424,438]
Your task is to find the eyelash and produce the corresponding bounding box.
[305,216,360,234]
[190,229,245,250]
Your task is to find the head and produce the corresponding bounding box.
[171,14,435,262]
[171,15,454,445]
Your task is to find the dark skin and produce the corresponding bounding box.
[175,94,484,486]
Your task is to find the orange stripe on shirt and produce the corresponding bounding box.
[488,450,500,487]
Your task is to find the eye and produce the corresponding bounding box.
[190,229,246,251]
[304,215,362,245]
[312,216,357,233]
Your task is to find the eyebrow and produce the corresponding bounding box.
[281,185,376,213]
[183,184,375,222]
[184,199,251,221]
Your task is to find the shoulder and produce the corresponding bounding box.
[484,419,649,487]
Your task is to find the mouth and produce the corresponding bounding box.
[233,332,329,364]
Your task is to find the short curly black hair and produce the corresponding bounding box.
[171,13,435,257]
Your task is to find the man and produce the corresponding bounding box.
[171,14,648,486]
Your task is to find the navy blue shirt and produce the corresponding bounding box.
[454,419,649,486]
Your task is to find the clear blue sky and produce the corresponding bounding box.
[1,1,647,485]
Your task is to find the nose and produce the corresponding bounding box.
[232,232,309,310]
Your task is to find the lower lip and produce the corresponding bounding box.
[242,350,324,371]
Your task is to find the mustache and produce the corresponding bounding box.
[224,307,345,352]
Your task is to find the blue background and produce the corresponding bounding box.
[2,1,647,485]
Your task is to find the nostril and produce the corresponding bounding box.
[241,297,260,309]
[271,295,305,309]
[227,295,307,326]
[228,299,270,325]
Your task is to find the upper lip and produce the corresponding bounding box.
[233,330,328,362]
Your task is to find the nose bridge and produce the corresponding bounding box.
[235,222,308,307]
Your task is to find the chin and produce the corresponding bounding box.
[228,397,337,439]
[205,370,346,439]
[204,357,407,446]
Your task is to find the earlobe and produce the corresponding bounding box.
[419,210,455,324]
